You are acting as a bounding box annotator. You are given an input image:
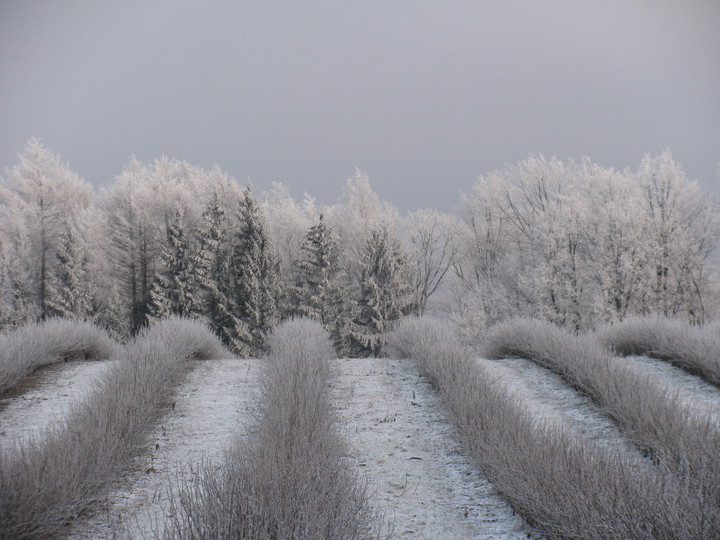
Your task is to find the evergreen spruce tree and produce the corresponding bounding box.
[292,214,352,354]
[229,186,280,355]
[149,209,199,320]
[0,237,32,329]
[196,192,244,351]
[351,224,414,357]
[46,226,95,320]
[99,286,129,341]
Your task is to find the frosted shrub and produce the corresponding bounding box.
[386,315,712,538]
[0,318,119,395]
[598,315,720,386]
[168,317,378,539]
[265,316,335,364]
[0,316,227,538]
[483,317,720,534]
[389,315,444,353]
[140,316,229,361]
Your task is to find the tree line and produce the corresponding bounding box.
[0,139,717,355]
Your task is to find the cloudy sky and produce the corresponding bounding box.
[1,1,718,210]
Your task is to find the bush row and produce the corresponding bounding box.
[0,318,119,395]
[388,316,712,538]
[0,317,226,539]
[167,318,378,539]
[598,315,720,386]
[483,317,720,534]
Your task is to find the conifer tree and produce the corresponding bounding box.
[196,192,244,351]
[98,286,128,341]
[1,139,92,320]
[0,211,37,328]
[351,224,414,357]
[292,214,352,354]
[46,225,95,320]
[229,186,281,355]
[149,209,199,320]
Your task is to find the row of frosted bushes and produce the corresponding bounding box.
[388,316,718,538]
[167,318,378,538]
[0,318,119,395]
[0,317,377,539]
[599,315,720,386]
[1,312,716,537]
[484,318,720,533]
[0,317,228,538]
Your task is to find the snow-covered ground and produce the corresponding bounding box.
[17,353,709,538]
[0,359,116,449]
[482,357,642,457]
[622,355,720,421]
[69,358,262,539]
[331,357,537,539]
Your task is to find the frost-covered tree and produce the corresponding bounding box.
[148,209,200,320]
[458,155,591,328]
[46,225,95,320]
[100,157,242,335]
[402,208,458,315]
[196,191,243,350]
[453,173,517,332]
[292,214,352,353]
[229,186,281,355]
[636,151,717,321]
[578,161,647,323]
[325,169,398,287]
[261,182,317,318]
[96,285,128,341]
[0,199,37,328]
[0,139,92,320]
[501,157,593,329]
[262,182,316,281]
[351,224,414,357]
[455,152,720,331]
[102,160,157,334]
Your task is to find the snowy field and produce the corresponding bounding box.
[623,355,720,421]
[332,357,536,539]
[483,357,642,456]
[69,358,262,539]
[3,350,720,538]
[0,359,116,449]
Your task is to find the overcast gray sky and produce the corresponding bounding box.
[1,0,718,210]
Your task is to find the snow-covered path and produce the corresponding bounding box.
[69,358,262,539]
[332,357,535,539]
[483,357,641,456]
[622,355,720,420]
[0,360,116,449]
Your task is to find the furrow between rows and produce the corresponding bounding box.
[332,357,535,539]
[622,355,720,421]
[0,360,116,450]
[482,357,642,458]
[69,358,261,539]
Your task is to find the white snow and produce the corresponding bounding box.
[16,353,678,538]
[69,358,262,539]
[482,357,641,456]
[622,355,720,421]
[331,357,536,539]
[0,359,116,449]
